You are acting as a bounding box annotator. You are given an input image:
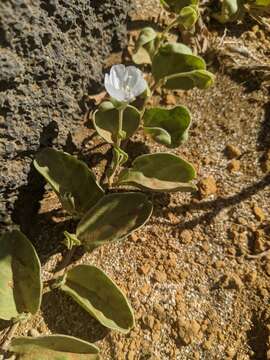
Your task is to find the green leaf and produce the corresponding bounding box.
[254,0,270,6]
[117,153,197,192]
[135,27,157,51]
[34,148,104,218]
[152,43,206,82]
[63,231,81,250]
[143,106,191,148]
[76,193,153,250]
[93,105,140,144]
[133,27,157,64]
[160,0,199,13]
[0,231,42,321]
[60,265,135,333]
[177,5,199,29]
[9,335,100,360]
[165,69,215,90]
[212,0,239,22]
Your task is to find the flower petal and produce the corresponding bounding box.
[105,73,126,101]
[110,64,126,89]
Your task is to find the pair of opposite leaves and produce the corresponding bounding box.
[33,148,196,249]
[133,35,215,91]
[0,230,135,359]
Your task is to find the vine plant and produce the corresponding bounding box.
[0,1,214,359]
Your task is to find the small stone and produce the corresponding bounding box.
[143,314,155,328]
[138,263,151,275]
[221,273,244,290]
[153,270,167,282]
[199,176,217,197]
[252,205,265,222]
[153,304,165,318]
[213,260,225,269]
[180,229,192,244]
[177,318,200,345]
[254,230,265,252]
[227,159,240,172]
[140,283,151,295]
[245,270,257,283]
[167,211,179,224]
[130,233,139,242]
[226,347,236,358]
[225,144,241,159]
[164,94,177,105]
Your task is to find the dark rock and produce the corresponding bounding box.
[0,0,130,230]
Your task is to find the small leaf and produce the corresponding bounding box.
[254,0,270,6]
[117,153,197,192]
[165,69,215,90]
[93,105,140,144]
[143,106,191,147]
[132,47,153,65]
[212,0,239,22]
[132,27,157,64]
[76,193,153,250]
[135,27,157,51]
[63,231,81,250]
[177,5,199,29]
[0,231,42,321]
[60,265,135,333]
[152,43,206,82]
[9,335,100,360]
[34,148,104,217]
[160,0,199,13]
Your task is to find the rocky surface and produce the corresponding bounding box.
[0,0,130,229]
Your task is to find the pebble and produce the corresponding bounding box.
[199,176,217,197]
[225,144,241,159]
[252,205,265,222]
[177,317,201,345]
[153,270,167,282]
[164,94,177,105]
[227,159,240,172]
[221,273,244,290]
[180,229,192,244]
[140,283,151,295]
[138,263,151,275]
[143,314,155,328]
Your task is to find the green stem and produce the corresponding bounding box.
[107,107,125,187]
[117,107,124,148]
[160,17,179,42]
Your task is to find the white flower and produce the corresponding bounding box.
[104,64,147,103]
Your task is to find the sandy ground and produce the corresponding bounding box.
[1,0,270,359]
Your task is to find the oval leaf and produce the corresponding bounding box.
[133,27,157,64]
[152,43,206,82]
[212,0,239,22]
[93,105,140,144]
[135,27,157,50]
[117,153,197,192]
[9,335,100,360]
[177,5,199,29]
[76,193,153,250]
[165,69,215,90]
[0,231,42,321]
[34,148,104,217]
[160,0,199,12]
[143,106,191,147]
[60,265,135,333]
